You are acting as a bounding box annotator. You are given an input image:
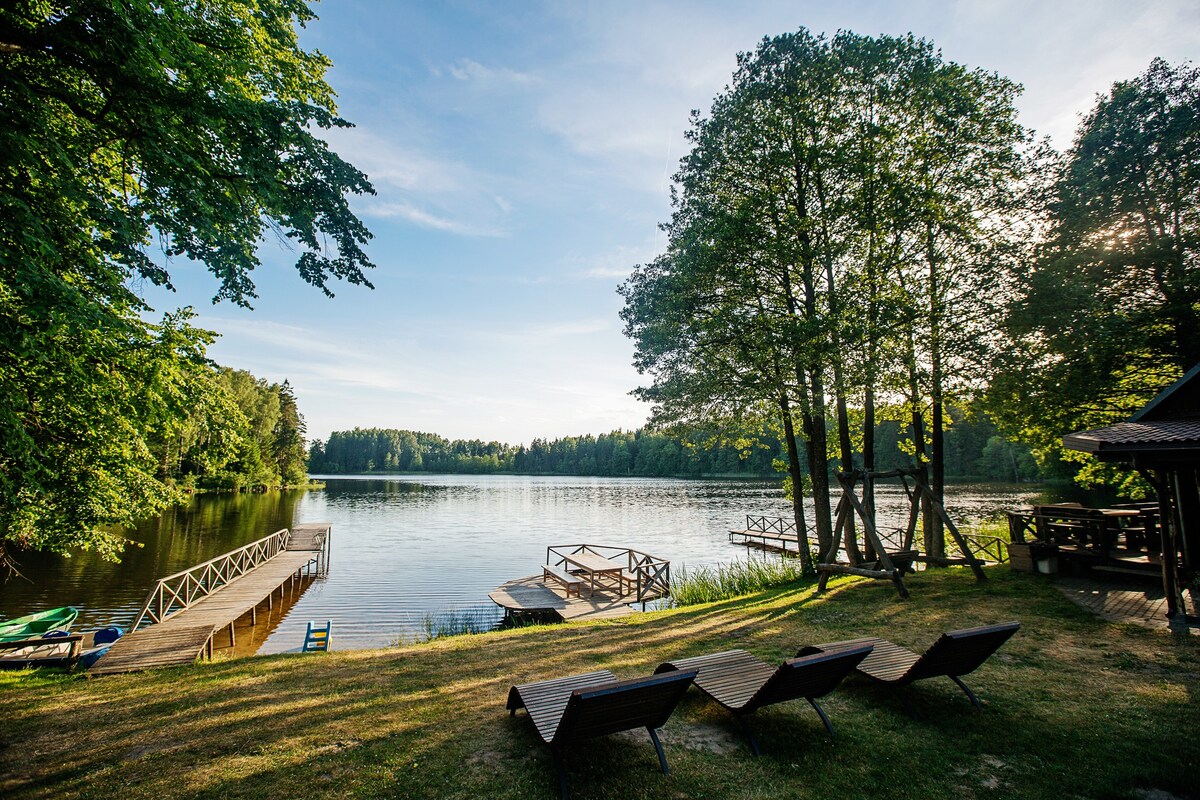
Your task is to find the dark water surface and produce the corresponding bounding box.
[0,475,1048,653]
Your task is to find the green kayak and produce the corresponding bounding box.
[0,606,80,643]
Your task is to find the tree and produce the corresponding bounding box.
[621,29,1026,565]
[0,1,374,566]
[991,58,1199,486]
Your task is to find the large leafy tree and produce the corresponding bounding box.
[622,30,1025,562]
[992,58,1199,485]
[0,1,374,566]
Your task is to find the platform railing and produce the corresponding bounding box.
[547,544,671,604]
[132,528,291,630]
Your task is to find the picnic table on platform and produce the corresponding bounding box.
[559,551,625,596]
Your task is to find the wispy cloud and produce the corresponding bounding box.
[322,127,514,236]
[448,58,538,85]
[360,199,507,237]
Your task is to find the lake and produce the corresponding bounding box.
[0,475,1048,654]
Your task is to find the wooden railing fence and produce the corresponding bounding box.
[132,529,291,630]
[547,544,671,604]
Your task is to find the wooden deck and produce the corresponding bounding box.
[89,524,330,675]
[1053,575,1199,633]
[489,575,638,621]
[729,528,808,555]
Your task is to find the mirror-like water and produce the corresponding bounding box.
[0,475,1048,653]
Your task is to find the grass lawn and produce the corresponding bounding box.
[1,568,1196,799]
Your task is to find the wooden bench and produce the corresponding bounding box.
[542,565,583,597]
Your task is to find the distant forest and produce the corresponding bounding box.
[307,409,1041,482]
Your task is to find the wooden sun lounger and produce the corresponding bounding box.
[506,668,697,800]
[796,621,1020,711]
[655,645,872,755]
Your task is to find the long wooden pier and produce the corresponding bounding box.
[89,524,330,675]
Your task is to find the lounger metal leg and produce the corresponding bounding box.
[552,749,570,800]
[950,675,982,709]
[734,715,762,756]
[807,697,836,736]
[647,726,670,774]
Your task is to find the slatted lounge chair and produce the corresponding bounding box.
[796,621,1020,711]
[506,668,697,800]
[654,644,873,755]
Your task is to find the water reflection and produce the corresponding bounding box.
[0,491,303,632]
[0,476,1050,654]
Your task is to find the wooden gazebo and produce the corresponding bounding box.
[1063,364,1200,626]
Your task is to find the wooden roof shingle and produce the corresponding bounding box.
[1063,363,1200,462]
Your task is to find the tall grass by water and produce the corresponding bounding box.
[417,607,503,641]
[668,556,814,606]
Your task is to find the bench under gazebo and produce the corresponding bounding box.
[1061,364,1200,627]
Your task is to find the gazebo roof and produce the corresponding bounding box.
[1062,363,1200,463]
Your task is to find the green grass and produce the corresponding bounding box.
[1,568,1197,800]
[669,556,814,606]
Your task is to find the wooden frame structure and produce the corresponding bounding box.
[816,467,987,598]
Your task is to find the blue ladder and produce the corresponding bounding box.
[302,620,332,652]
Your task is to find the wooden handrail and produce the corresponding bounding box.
[132,528,291,630]
[546,543,671,603]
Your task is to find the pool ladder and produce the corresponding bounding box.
[302,620,332,652]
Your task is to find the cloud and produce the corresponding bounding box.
[448,58,538,85]
[359,199,507,237]
[321,127,514,236]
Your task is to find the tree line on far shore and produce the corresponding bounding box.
[307,410,1040,482]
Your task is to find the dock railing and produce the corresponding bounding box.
[950,531,1009,564]
[547,544,670,604]
[132,528,291,631]
[744,515,796,536]
[730,515,820,553]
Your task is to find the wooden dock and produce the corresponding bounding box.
[489,576,638,621]
[489,544,671,622]
[729,515,813,556]
[89,524,330,675]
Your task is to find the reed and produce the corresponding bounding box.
[668,556,813,607]
[417,606,502,640]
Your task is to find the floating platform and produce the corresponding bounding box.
[490,544,670,622]
[489,576,637,621]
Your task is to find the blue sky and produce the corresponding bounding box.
[138,0,1200,446]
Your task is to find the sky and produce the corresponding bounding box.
[137,0,1200,446]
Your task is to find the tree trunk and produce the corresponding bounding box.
[926,223,946,558]
[906,338,936,559]
[795,366,834,559]
[779,395,815,575]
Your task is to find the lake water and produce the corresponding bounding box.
[0,475,1047,654]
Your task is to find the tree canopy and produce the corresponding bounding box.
[990,58,1199,490]
[621,30,1027,560]
[0,1,373,565]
